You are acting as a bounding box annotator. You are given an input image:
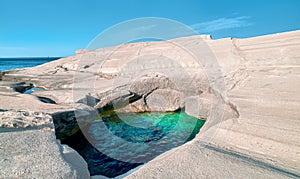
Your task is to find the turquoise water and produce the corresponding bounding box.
[23,87,44,94]
[62,111,205,177]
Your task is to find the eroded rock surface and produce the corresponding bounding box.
[0,130,76,178]
[0,110,52,129]
[0,30,299,178]
[127,30,300,178]
[0,83,89,178]
[0,111,89,178]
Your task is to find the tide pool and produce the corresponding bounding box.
[62,111,205,177]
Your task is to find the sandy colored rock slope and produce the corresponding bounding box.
[127,31,300,178]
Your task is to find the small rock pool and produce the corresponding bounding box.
[23,87,44,94]
[62,111,205,178]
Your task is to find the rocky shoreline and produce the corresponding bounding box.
[1,30,300,178]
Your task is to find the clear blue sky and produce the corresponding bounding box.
[0,0,299,57]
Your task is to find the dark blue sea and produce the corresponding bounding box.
[0,57,61,72]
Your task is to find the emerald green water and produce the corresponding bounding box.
[63,111,205,177]
[101,111,205,144]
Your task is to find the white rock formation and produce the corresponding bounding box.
[0,30,299,178]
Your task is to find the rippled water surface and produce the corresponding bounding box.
[0,57,60,71]
[63,111,205,177]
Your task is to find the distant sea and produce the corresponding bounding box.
[0,57,61,72]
